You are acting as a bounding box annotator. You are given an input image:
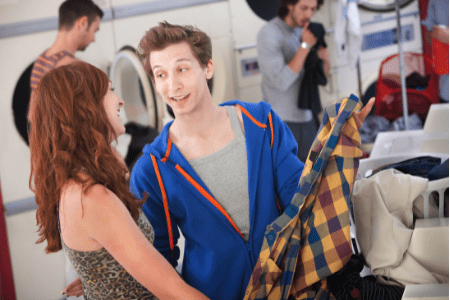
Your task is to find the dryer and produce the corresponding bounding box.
[108,46,162,167]
[331,0,424,103]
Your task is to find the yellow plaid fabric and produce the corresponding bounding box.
[244,94,363,300]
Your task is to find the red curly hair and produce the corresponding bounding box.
[29,62,143,253]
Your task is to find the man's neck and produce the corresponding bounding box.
[46,30,78,56]
[283,15,298,29]
[170,99,222,141]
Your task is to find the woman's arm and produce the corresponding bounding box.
[81,184,208,300]
[130,157,182,266]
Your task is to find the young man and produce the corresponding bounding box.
[130,22,304,300]
[128,22,372,300]
[256,0,330,162]
[28,0,103,121]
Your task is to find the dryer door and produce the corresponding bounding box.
[110,46,161,131]
[12,62,34,146]
[358,0,414,12]
[109,46,162,168]
[245,0,278,21]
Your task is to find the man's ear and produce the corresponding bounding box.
[76,16,89,30]
[205,59,214,80]
[286,3,294,12]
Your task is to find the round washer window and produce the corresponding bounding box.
[12,62,34,146]
[246,0,279,21]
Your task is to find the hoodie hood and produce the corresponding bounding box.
[142,100,273,159]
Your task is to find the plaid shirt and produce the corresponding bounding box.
[244,94,363,300]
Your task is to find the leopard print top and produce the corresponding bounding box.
[62,210,158,299]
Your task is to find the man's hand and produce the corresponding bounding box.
[317,46,331,76]
[302,22,318,46]
[432,25,449,45]
[61,277,83,297]
[289,22,318,74]
[317,46,329,61]
[353,97,375,129]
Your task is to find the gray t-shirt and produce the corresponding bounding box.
[422,0,449,101]
[188,106,250,241]
[257,16,313,123]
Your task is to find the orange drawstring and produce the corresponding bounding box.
[238,105,267,128]
[161,138,172,162]
[268,112,274,150]
[175,164,244,239]
[267,112,281,213]
[237,105,280,213]
[154,105,281,251]
[151,154,174,253]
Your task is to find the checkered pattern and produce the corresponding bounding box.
[243,94,363,300]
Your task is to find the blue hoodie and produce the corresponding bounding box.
[130,100,304,300]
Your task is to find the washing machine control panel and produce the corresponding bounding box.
[241,57,260,77]
[361,24,414,51]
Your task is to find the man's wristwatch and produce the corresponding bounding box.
[301,42,312,50]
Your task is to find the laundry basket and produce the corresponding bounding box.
[374,52,439,121]
[350,153,449,280]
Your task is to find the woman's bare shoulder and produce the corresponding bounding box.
[60,177,118,217]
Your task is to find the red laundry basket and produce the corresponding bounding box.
[432,38,449,75]
[374,52,439,121]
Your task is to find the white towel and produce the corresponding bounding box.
[352,169,448,286]
[334,0,362,68]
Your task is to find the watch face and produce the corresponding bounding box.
[357,0,414,12]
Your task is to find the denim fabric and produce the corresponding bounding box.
[373,156,442,178]
[427,159,449,181]
[359,115,390,144]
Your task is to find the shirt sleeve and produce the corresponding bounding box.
[422,0,437,31]
[269,108,305,209]
[257,24,300,91]
[129,154,181,267]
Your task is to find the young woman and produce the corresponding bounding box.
[29,61,209,300]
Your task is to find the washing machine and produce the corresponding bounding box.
[331,0,423,104]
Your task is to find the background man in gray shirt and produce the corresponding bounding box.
[422,0,449,103]
[257,0,330,162]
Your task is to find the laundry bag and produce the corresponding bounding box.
[432,38,449,75]
[375,52,439,121]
